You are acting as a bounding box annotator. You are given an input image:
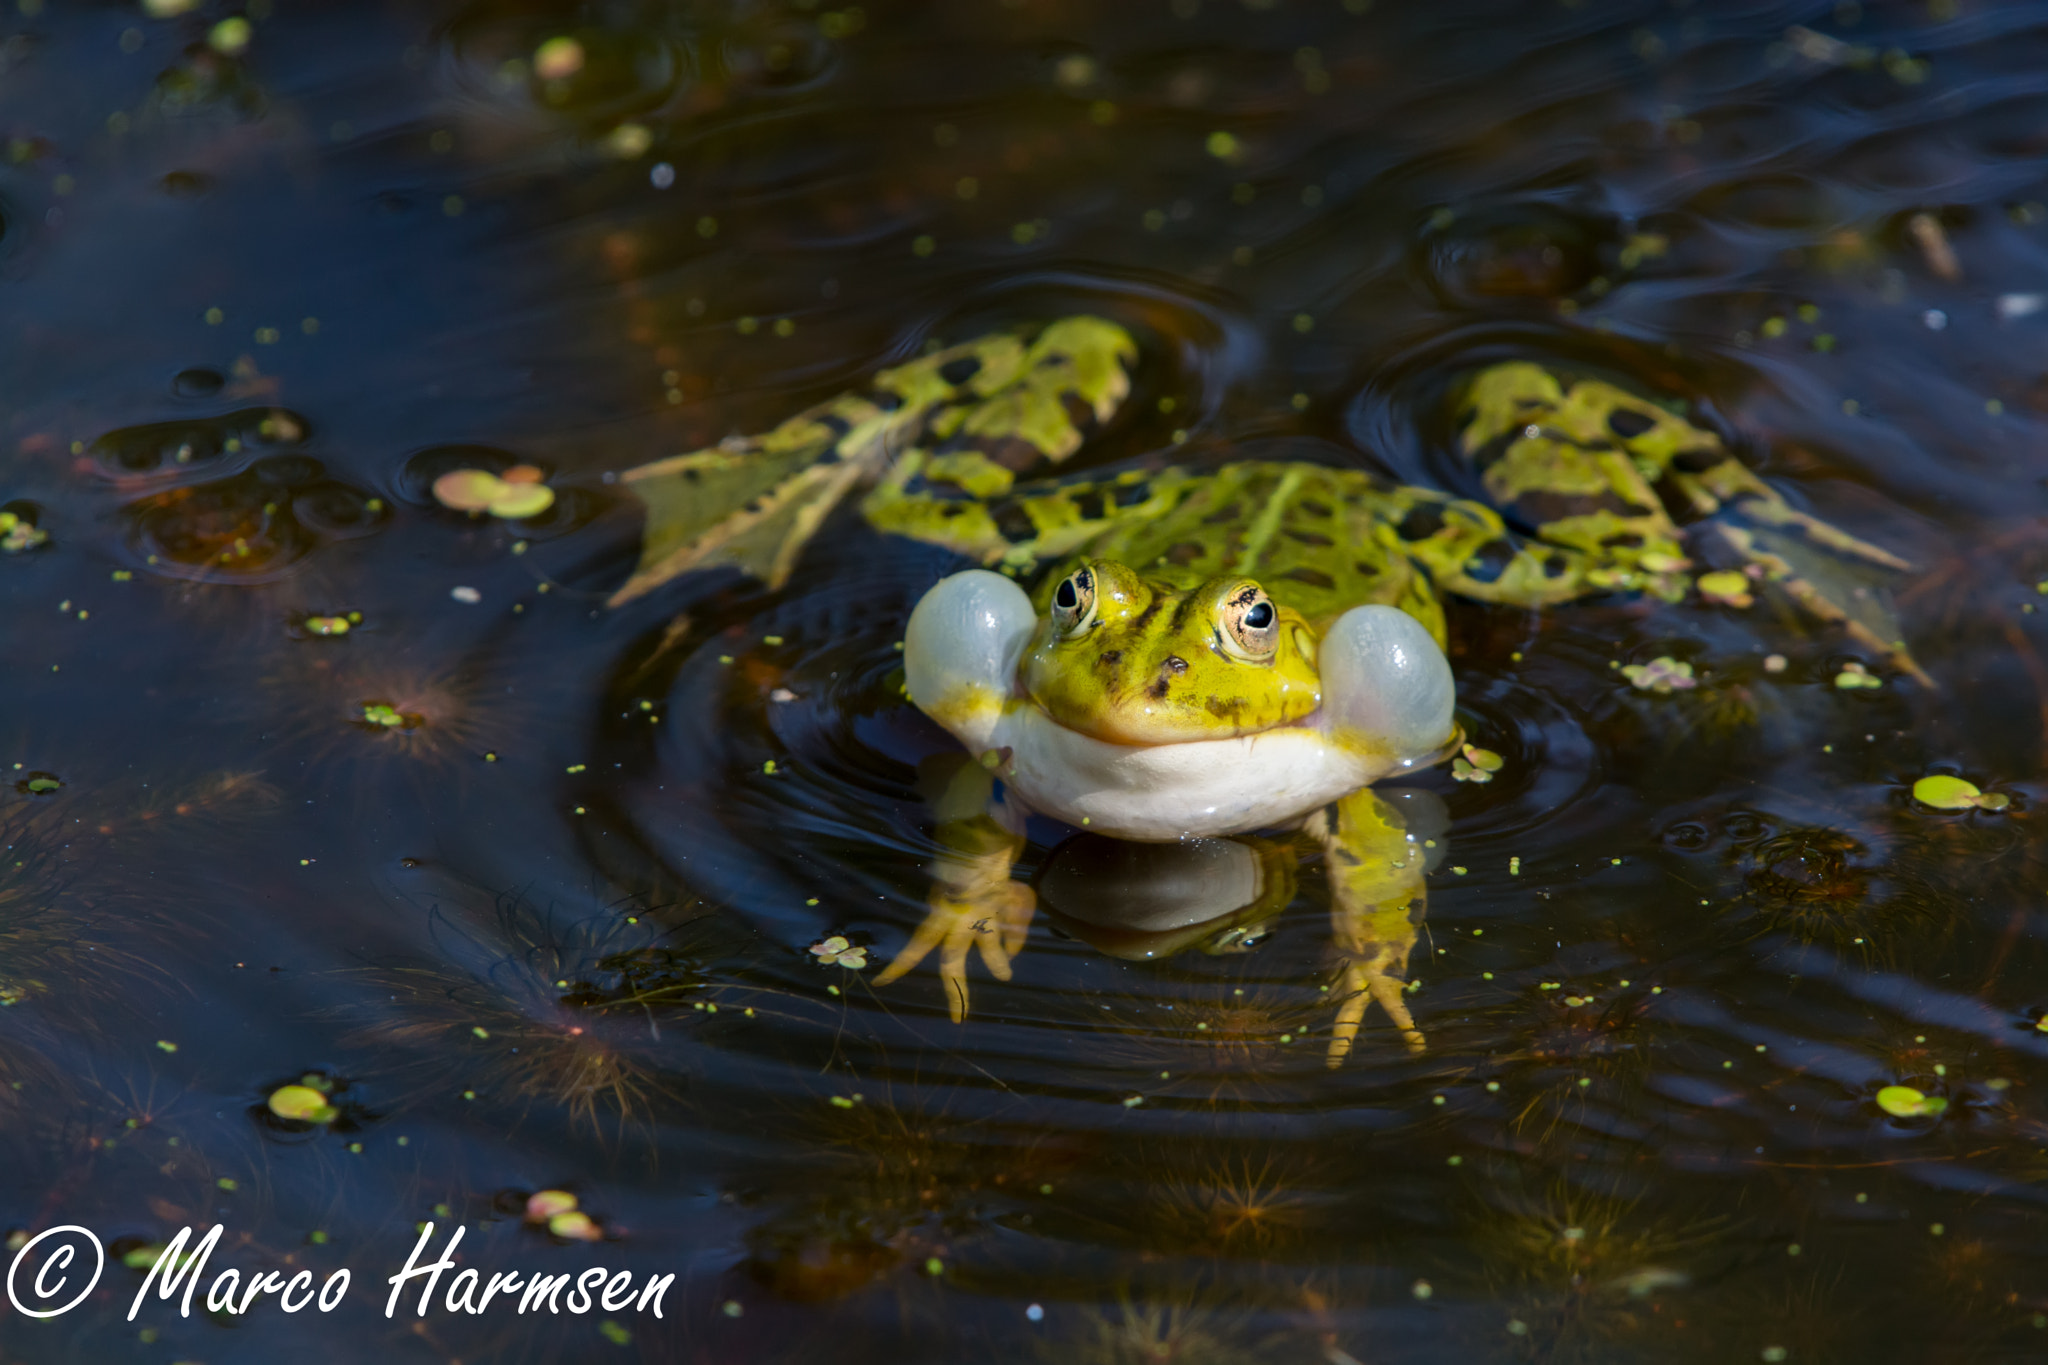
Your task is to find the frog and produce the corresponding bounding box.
[611,315,1917,1063]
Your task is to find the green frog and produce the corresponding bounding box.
[613,316,1915,1063]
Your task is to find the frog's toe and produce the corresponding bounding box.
[1326,962,1427,1067]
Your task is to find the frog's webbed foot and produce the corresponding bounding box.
[873,877,1035,1023]
[1314,788,1435,1067]
[1455,362,1925,683]
[873,783,1035,1022]
[1329,941,1425,1065]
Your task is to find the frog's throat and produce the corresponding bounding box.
[904,573,1458,842]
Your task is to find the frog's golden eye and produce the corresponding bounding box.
[1050,565,1097,638]
[1220,583,1279,659]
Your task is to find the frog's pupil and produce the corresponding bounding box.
[1055,579,1077,610]
[1244,601,1273,629]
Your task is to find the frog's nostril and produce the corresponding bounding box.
[1164,655,1189,674]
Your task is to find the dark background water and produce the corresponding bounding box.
[5,1,2048,1361]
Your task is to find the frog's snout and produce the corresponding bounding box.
[1315,605,1457,767]
[904,570,1037,751]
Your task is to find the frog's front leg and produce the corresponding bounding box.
[874,755,1036,1022]
[1310,787,1431,1066]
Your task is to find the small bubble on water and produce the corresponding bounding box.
[1026,1304,1044,1322]
[1922,308,1947,330]
[650,162,675,188]
[451,585,482,603]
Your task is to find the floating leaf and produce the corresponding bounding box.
[526,1189,578,1221]
[1696,569,1754,608]
[1912,775,2008,811]
[267,1084,338,1124]
[533,36,586,80]
[1833,661,1883,690]
[487,482,556,519]
[303,615,351,636]
[548,1210,602,1242]
[433,469,508,511]
[808,935,866,969]
[1876,1084,1947,1118]
[1621,656,1696,694]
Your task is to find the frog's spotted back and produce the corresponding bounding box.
[614,317,1922,683]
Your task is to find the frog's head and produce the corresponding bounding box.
[1019,561,1321,745]
[905,565,1455,771]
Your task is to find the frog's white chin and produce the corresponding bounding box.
[904,571,1457,843]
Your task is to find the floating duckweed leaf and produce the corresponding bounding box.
[304,615,351,636]
[1622,656,1696,694]
[433,469,509,511]
[549,1210,602,1241]
[267,1084,338,1124]
[488,482,556,519]
[363,703,406,728]
[534,36,586,80]
[1452,744,1503,784]
[1834,661,1883,689]
[526,1189,578,1221]
[21,775,61,795]
[1911,775,2008,811]
[1876,1084,1947,1118]
[0,509,48,553]
[809,935,867,969]
[599,1320,632,1345]
[1696,569,1754,608]
[433,466,557,518]
[209,17,252,54]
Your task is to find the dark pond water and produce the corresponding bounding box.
[6,0,2048,1361]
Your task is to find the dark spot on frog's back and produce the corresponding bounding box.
[1284,529,1334,547]
[939,355,982,386]
[989,499,1037,542]
[1098,649,1122,668]
[1463,540,1516,584]
[1606,407,1659,440]
[1397,505,1446,541]
[1201,502,1243,525]
[1300,500,1333,518]
[1282,567,1335,590]
[1113,479,1150,507]
[1512,489,1652,525]
[1672,446,1723,473]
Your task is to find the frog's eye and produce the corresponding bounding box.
[1220,583,1279,659]
[1050,566,1097,638]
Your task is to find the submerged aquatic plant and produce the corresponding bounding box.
[1146,1154,1316,1256]
[1464,1173,1738,1364]
[1086,983,1335,1105]
[343,887,724,1138]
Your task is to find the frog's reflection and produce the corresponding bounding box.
[1033,832,1296,962]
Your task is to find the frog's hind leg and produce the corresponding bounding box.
[1313,788,1431,1065]
[609,317,1138,605]
[1452,362,1925,681]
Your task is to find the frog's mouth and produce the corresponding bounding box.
[906,571,1458,770]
